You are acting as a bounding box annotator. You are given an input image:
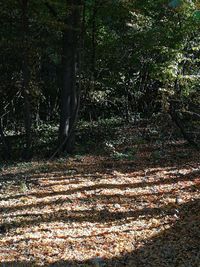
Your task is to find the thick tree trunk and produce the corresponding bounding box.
[57,0,82,154]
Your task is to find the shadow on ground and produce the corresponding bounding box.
[2,198,200,267]
[0,141,200,267]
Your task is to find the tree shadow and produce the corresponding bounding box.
[100,198,200,267]
[0,142,199,266]
[0,167,199,204]
[1,202,178,232]
[2,198,200,267]
[1,137,199,182]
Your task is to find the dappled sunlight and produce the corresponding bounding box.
[1,0,200,264]
[0,143,200,266]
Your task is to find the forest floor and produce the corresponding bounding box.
[0,124,200,267]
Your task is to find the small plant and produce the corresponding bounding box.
[112,148,137,160]
[56,157,68,163]
[19,180,28,192]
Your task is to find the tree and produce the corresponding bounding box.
[53,0,83,156]
[20,0,32,159]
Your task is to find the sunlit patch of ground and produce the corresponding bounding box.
[0,140,200,266]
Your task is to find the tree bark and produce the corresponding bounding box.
[92,0,97,77]
[21,0,32,159]
[0,120,11,160]
[169,101,199,149]
[58,0,82,155]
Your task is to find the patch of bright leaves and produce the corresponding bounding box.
[169,0,200,22]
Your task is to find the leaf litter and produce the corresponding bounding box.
[0,128,200,266]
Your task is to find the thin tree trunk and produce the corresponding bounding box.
[21,0,32,159]
[0,120,11,160]
[169,101,199,148]
[92,0,97,77]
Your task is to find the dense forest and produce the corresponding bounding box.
[0,0,200,266]
[0,0,200,159]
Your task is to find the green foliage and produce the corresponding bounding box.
[112,148,137,161]
[0,0,200,160]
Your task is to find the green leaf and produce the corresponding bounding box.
[193,10,200,21]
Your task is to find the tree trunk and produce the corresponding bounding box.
[169,101,199,148]
[92,0,97,77]
[0,120,11,160]
[21,0,32,159]
[58,0,82,155]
